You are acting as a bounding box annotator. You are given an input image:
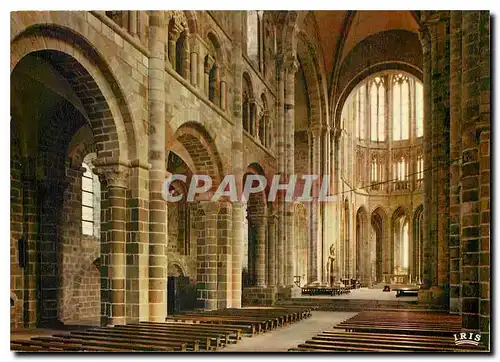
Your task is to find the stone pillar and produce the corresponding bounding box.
[20,160,38,328]
[230,10,244,308]
[96,164,128,326]
[125,161,150,323]
[449,11,463,314]
[419,21,434,291]
[431,13,450,303]
[460,10,489,338]
[220,80,227,111]
[267,214,277,286]
[216,203,232,309]
[255,218,266,286]
[309,125,321,283]
[478,10,490,345]
[38,178,67,326]
[148,11,167,322]
[129,11,138,37]
[204,203,218,310]
[276,55,285,287]
[190,51,198,87]
[284,55,298,286]
[321,127,330,284]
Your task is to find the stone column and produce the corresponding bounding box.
[125,160,150,323]
[230,10,244,308]
[220,80,227,111]
[418,22,434,291]
[276,55,285,287]
[309,125,321,283]
[190,51,198,87]
[204,203,218,310]
[216,203,232,309]
[20,159,38,328]
[460,10,488,337]
[148,11,167,322]
[255,218,267,286]
[129,11,138,37]
[321,127,331,284]
[267,214,277,286]
[96,164,128,326]
[38,178,67,326]
[449,11,463,314]
[284,55,298,286]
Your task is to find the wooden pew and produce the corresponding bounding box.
[139,321,242,341]
[316,331,484,351]
[107,325,224,348]
[126,323,235,344]
[30,337,141,352]
[66,329,197,351]
[292,342,409,352]
[168,315,265,334]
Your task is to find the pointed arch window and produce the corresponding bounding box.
[393,74,410,141]
[371,158,378,183]
[357,84,366,140]
[415,81,424,138]
[370,77,385,142]
[417,154,424,181]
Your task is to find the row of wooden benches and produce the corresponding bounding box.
[168,306,314,335]
[12,306,314,352]
[289,310,487,352]
[301,286,351,296]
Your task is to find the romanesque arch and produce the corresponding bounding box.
[11,26,139,327]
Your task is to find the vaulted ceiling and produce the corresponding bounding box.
[309,11,420,85]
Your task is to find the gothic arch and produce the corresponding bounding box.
[332,29,424,130]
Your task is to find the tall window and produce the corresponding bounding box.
[401,219,409,270]
[417,154,424,180]
[370,77,385,142]
[247,11,260,65]
[395,157,407,181]
[415,82,424,137]
[357,85,366,140]
[393,74,410,141]
[371,158,378,182]
[82,162,95,236]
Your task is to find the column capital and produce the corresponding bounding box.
[309,124,323,137]
[283,55,299,75]
[204,54,215,73]
[93,162,129,189]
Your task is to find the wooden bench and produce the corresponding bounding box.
[140,321,242,341]
[169,314,267,333]
[289,310,486,352]
[30,336,143,352]
[67,329,198,351]
[107,324,225,348]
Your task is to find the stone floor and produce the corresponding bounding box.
[297,287,418,301]
[221,311,357,352]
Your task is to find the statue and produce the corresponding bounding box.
[327,245,336,287]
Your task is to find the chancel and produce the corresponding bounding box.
[10,10,490,352]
